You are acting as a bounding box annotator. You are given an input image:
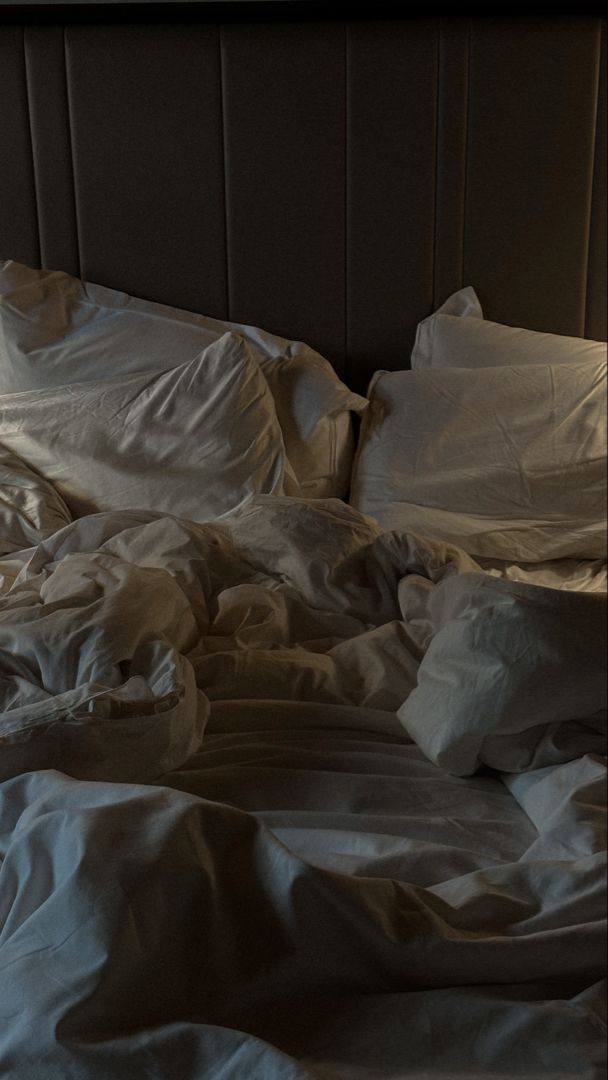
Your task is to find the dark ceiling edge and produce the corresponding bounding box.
[0,3,606,26]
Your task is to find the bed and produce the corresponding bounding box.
[0,4,606,1078]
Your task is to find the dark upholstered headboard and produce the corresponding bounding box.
[1,5,606,392]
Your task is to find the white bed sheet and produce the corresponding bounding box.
[0,497,605,1079]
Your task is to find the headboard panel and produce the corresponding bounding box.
[1,12,606,391]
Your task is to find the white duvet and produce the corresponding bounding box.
[0,497,606,1079]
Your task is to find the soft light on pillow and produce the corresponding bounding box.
[398,573,607,776]
[350,360,607,563]
[0,333,292,521]
[0,260,366,498]
[411,286,607,370]
[0,444,72,554]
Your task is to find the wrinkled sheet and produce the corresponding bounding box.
[0,497,606,1079]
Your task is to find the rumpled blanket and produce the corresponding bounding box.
[0,497,605,1078]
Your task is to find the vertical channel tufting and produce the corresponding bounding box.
[462,20,471,298]
[221,21,346,367]
[433,19,470,309]
[344,22,349,385]
[219,25,231,323]
[464,19,600,336]
[347,20,437,386]
[1,15,604,349]
[431,21,440,313]
[63,27,82,278]
[22,28,42,267]
[63,24,226,314]
[25,26,79,273]
[585,20,607,341]
[0,26,39,265]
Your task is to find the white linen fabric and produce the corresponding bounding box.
[350,360,607,562]
[0,496,605,1079]
[471,554,608,592]
[0,443,72,554]
[398,571,607,775]
[411,285,608,370]
[0,332,293,521]
[0,259,367,498]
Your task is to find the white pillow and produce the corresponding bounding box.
[0,445,72,554]
[398,572,607,776]
[350,361,607,563]
[0,333,292,521]
[411,286,607,370]
[0,260,366,499]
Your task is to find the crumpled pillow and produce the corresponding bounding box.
[0,259,367,499]
[411,286,607,370]
[0,334,293,521]
[398,572,607,775]
[351,359,607,563]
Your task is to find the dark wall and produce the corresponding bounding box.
[1,15,605,388]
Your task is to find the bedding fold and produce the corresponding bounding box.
[0,496,605,1078]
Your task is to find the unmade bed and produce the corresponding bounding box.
[0,5,606,1079]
